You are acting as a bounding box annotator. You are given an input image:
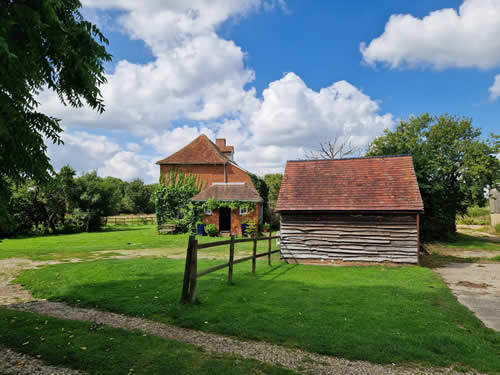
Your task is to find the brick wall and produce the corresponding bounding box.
[160,163,255,191]
[202,204,261,236]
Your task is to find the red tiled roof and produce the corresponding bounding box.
[191,183,263,202]
[156,135,230,165]
[275,156,424,212]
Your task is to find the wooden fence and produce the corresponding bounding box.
[105,214,156,225]
[180,232,280,303]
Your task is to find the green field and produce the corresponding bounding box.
[0,225,278,260]
[17,257,500,373]
[0,308,294,375]
[437,233,500,251]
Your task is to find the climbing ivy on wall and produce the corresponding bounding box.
[202,198,255,213]
[153,170,205,233]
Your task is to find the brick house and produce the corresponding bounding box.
[156,135,263,235]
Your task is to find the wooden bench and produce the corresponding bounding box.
[158,223,176,234]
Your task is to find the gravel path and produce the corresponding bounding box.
[0,346,85,375]
[9,301,483,375]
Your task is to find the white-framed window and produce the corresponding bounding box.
[239,207,248,215]
[204,208,212,215]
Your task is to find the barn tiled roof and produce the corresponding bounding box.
[156,134,230,165]
[191,183,263,202]
[275,156,424,212]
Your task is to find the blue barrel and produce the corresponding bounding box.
[241,223,248,237]
[197,223,205,236]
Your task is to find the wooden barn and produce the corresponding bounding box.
[275,156,424,264]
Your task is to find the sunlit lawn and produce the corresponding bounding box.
[17,257,500,373]
[0,224,278,260]
[0,308,294,375]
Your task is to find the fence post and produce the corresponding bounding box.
[180,235,194,303]
[189,238,198,303]
[228,235,235,284]
[252,233,257,274]
[268,231,272,266]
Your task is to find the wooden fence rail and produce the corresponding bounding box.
[180,232,280,303]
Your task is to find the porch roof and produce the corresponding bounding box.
[191,183,263,203]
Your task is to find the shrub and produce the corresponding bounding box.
[246,220,258,237]
[205,224,218,237]
[263,223,270,232]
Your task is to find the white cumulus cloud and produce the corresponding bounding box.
[41,0,394,180]
[489,74,500,100]
[361,0,500,69]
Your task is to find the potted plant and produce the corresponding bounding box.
[263,222,270,233]
[196,220,205,236]
[205,223,218,237]
[241,219,249,237]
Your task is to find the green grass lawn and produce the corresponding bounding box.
[436,233,500,251]
[17,258,500,373]
[0,225,278,260]
[0,308,294,375]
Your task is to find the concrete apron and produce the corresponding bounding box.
[435,263,500,331]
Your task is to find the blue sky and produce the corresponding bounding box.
[42,0,500,182]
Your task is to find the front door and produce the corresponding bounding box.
[219,207,231,232]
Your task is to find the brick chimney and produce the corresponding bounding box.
[216,138,226,148]
[215,138,234,161]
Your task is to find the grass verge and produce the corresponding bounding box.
[434,233,500,251]
[0,308,294,375]
[17,258,500,373]
[0,225,278,260]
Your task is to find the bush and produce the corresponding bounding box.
[263,223,270,232]
[246,220,258,237]
[205,224,218,237]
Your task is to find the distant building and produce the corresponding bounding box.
[490,189,500,227]
[276,156,424,264]
[156,135,262,235]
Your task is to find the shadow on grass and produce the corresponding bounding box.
[420,253,480,268]
[19,259,500,373]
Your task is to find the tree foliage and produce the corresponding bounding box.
[366,113,500,240]
[1,166,156,236]
[153,170,204,233]
[0,0,111,226]
[263,174,282,210]
[248,173,268,222]
[123,179,156,214]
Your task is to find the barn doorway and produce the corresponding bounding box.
[219,207,231,232]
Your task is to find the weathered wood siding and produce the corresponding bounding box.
[280,213,418,264]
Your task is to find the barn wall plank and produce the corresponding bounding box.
[280,213,418,264]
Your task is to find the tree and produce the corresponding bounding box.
[248,173,269,224]
[123,179,155,214]
[263,174,283,210]
[306,135,360,160]
[366,113,500,240]
[1,165,77,236]
[73,171,121,231]
[0,0,111,226]
[154,170,204,233]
